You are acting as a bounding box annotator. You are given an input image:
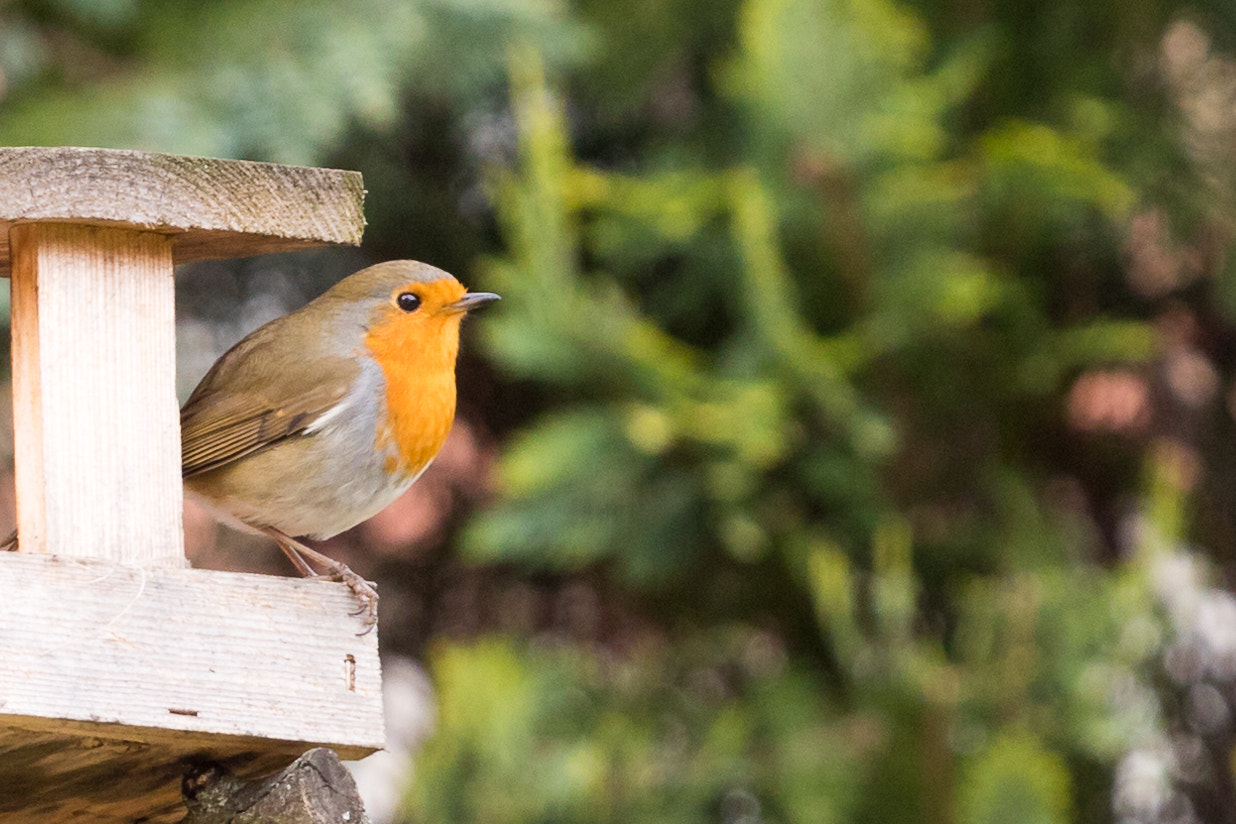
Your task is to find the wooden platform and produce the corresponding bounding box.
[0,552,383,823]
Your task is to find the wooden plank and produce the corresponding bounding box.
[0,553,383,750]
[0,147,365,274]
[10,224,183,564]
[0,552,383,821]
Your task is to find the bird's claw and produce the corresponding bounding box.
[264,527,379,633]
[330,566,379,633]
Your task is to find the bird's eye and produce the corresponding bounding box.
[396,292,422,312]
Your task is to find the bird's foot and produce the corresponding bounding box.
[260,527,378,634]
[0,530,16,552]
[331,566,379,631]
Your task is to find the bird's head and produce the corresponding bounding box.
[319,260,499,368]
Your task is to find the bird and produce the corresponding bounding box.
[179,260,499,628]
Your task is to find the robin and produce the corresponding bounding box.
[180,260,499,628]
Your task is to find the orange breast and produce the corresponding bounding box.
[364,309,461,480]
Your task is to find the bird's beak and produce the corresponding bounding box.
[447,292,501,313]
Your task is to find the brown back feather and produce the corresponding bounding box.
[180,319,358,478]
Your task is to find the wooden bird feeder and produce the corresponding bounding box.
[0,147,383,822]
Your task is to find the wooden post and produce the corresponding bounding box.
[11,223,181,564]
[0,147,382,824]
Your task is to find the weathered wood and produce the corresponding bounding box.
[11,223,183,563]
[0,552,382,749]
[0,552,382,822]
[0,147,366,274]
[181,748,370,824]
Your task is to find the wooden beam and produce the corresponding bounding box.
[0,553,382,747]
[0,552,383,822]
[11,224,182,564]
[0,146,365,274]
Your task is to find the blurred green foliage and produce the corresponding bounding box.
[4,0,1236,820]
[409,634,871,824]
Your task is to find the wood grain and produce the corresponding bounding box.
[0,552,383,823]
[0,147,365,274]
[10,223,184,564]
[0,726,309,824]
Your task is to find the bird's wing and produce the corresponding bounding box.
[180,327,360,478]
